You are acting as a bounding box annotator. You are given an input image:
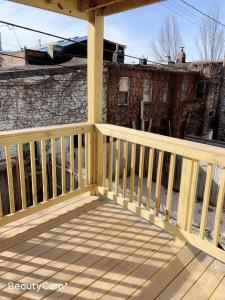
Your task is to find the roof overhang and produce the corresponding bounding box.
[8,0,162,20]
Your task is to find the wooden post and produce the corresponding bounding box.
[87,10,104,123]
[88,10,104,195]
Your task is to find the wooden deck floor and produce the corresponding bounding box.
[0,194,225,300]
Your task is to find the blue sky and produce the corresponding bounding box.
[0,0,224,62]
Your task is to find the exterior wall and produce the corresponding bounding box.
[188,61,224,139]
[216,67,225,141]
[0,51,26,68]
[107,64,200,138]
[0,64,107,133]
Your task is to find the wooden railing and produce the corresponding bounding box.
[0,122,94,225]
[1,122,225,262]
[96,124,225,263]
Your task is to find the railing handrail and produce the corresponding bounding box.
[0,122,94,145]
[96,123,225,167]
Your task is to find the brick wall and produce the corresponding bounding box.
[107,64,201,138]
[0,63,108,132]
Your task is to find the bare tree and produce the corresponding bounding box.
[151,16,183,62]
[196,6,224,61]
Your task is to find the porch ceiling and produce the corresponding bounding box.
[8,0,162,19]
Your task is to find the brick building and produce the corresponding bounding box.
[0,59,224,140]
[187,60,225,141]
[107,64,202,138]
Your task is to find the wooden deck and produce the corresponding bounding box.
[0,194,224,300]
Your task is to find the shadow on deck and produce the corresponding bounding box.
[0,194,224,300]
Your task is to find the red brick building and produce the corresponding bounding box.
[107,64,203,138]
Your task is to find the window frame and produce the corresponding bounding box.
[143,79,153,103]
[118,76,130,106]
[180,80,188,101]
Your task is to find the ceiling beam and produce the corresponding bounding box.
[78,0,123,11]
[102,0,162,16]
[9,0,88,20]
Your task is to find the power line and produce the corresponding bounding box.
[166,0,201,26]
[179,0,225,28]
[0,19,221,76]
[162,2,199,27]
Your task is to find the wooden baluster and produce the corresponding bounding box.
[109,137,113,191]
[61,137,66,194]
[102,135,106,189]
[138,145,145,207]
[187,160,199,232]
[97,132,103,188]
[85,133,89,185]
[122,141,128,197]
[129,143,136,202]
[70,135,75,191]
[51,138,57,198]
[199,163,214,239]
[41,140,48,202]
[78,132,82,188]
[18,144,26,210]
[30,141,37,205]
[177,158,194,235]
[146,148,154,210]
[155,150,164,215]
[5,145,15,213]
[165,153,176,221]
[0,190,3,217]
[115,139,121,195]
[213,167,225,246]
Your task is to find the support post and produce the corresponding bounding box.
[87,10,104,194]
[87,10,104,123]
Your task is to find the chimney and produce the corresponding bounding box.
[139,58,147,65]
[176,47,186,63]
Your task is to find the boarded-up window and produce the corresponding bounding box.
[118,77,130,105]
[181,80,188,101]
[143,79,153,103]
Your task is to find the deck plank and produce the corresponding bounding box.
[183,259,225,300]
[25,217,156,299]
[74,231,171,299]
[0,204,134,297]
[155,251,214,300]
[102,239,182,300]
[0,201,122,271]
[0,195,224,300]
[210,276,225,300]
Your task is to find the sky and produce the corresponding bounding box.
[0,0,225,63]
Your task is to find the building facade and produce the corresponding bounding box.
[0,60,224,141]
[107,64,202,138]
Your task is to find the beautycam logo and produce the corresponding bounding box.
[8,282,68,293]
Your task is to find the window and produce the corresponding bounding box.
[143,79,153,103]
[208,110,215,129]
[180,81,188,101]
[118,77,130,105]
[163,83,169,103]
[196,80,207,99]
[208,110,215,118]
